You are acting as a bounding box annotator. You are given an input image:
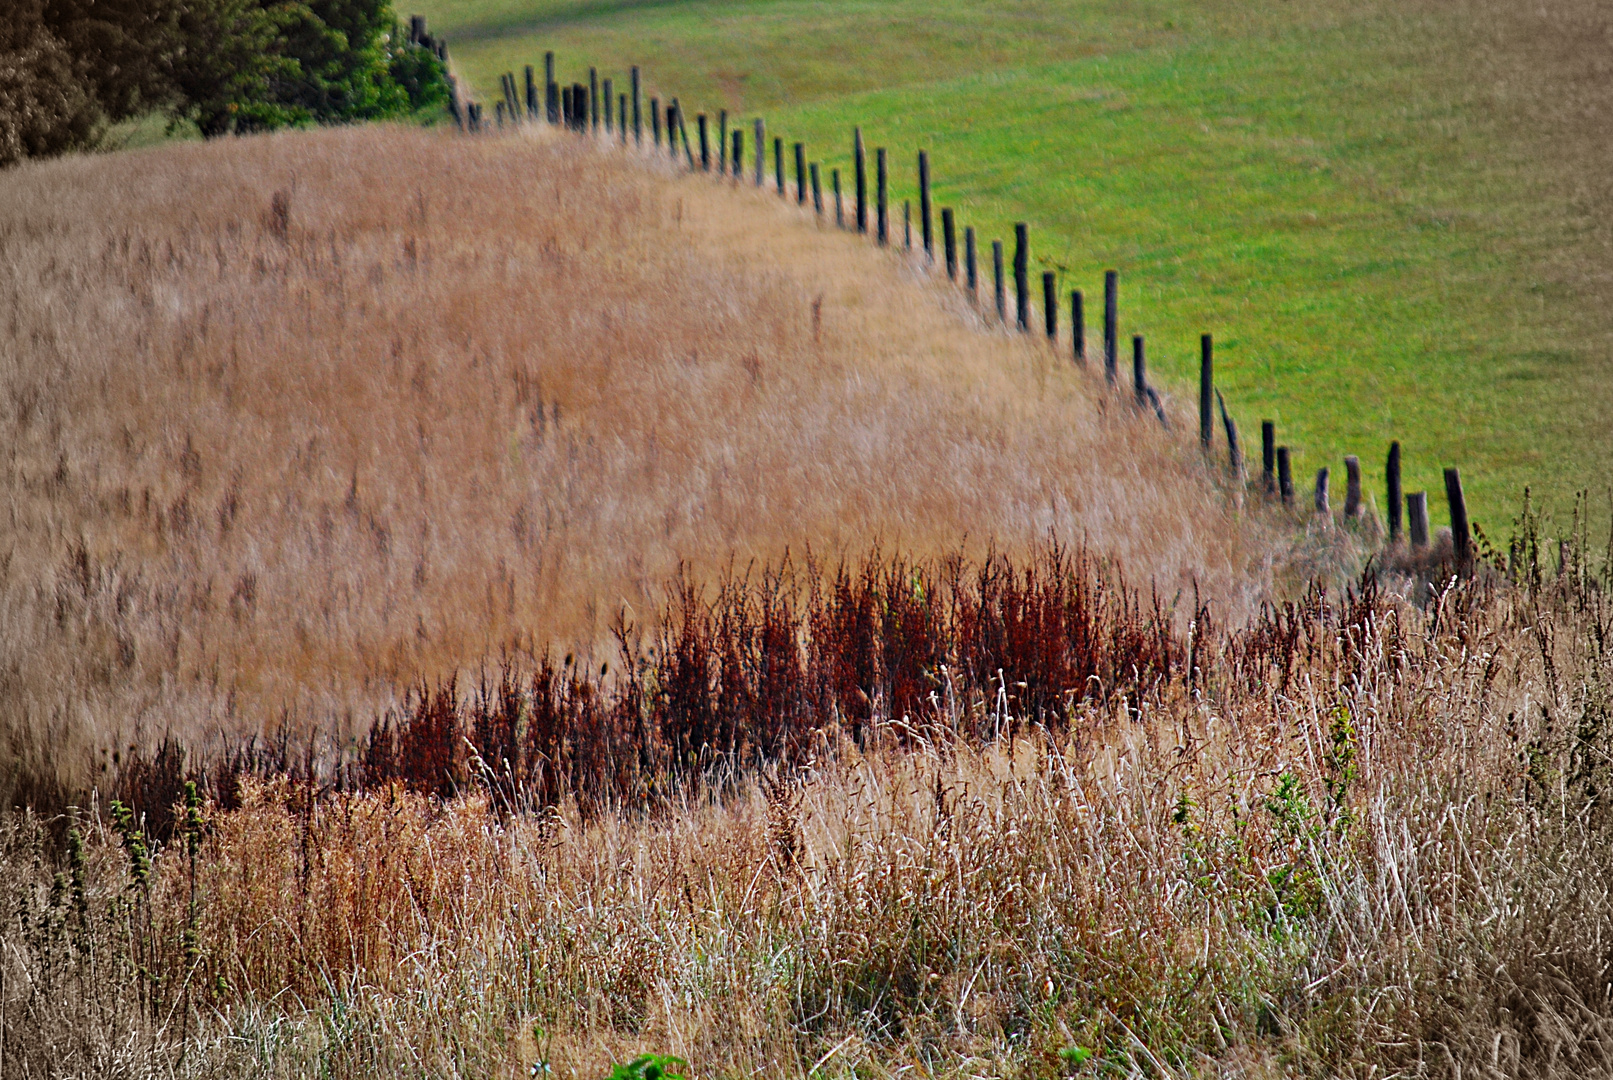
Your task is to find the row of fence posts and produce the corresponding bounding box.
[415,16,1477,578]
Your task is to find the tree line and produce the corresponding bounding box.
[1,0,449,167]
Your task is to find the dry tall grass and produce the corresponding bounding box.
[10,559,1613,1078]
[0,122,1270,809]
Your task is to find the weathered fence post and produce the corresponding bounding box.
[811,163,823,216]
[755,120,765,186]
[854,128,867,234]
[525,66,538,118]
[650,96,660,146]
[718,110,727,173]
[965,227,977,297]
[1199,334,1213,452]
[1043,272,1057,342]
[589,68,599,131]
[774,137,784,194]
[903,202,911,250]
[993,241,1006,322]
[833,168,843,225]
[1315,468,1331,516]
[918,151,933,260]
[602,78,612,131]
[1103,271,1118,383]
[578,84,589,132]
[1277,447,1294,506]
[547,52,559,124]
[677,104,693,167]
[630,66,641,143]
[1408,492,1429,547]
[942,209,957,280]
[795,143,807,204]
[732,130,743,178]
[698,113,709,169]
[1132,336,1147,406]
[1217,391,1242,479]
[1013,223,1029,330]
[619,95,627,142]
[1386,441,1403,542]
[876,148,888,245]
[1445,468,1472,575]
[1344,455,1362,519]
[1071,290,1084,363]
[668,101,679,159]
[1261,421,1276,495]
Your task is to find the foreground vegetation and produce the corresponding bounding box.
[11,535,1613,1077]
[414,0,1613,525]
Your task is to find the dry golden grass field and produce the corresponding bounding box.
[0,123,1274,809]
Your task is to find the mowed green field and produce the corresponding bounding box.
[409,0,1613,533]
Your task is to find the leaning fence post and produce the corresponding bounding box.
[795,143,807,205]
[1344,455,1362,519]
[1043,272,1057,342]
[942,209,957,280]
[1217,390,1242,480]
[810,163,823,216]
[1199,334,1213,452]
[1408,492,1430,547]
[669,101,680,161]
[1277,447,1294,506]
[876,148,888,245]
[1445,468,1472,575]
[1315,468,1331,516]
[1262,421,1276,496]
[854,128,867,233]
[1103,271,1118,383]
[918,151,933,260]
[1132,336,1147,406]
[1386,441,1403,542]
[1013,223,1029,330]
[1071,290,1084,363]
[965,227,977,297]
[993,241,1006,322]
[630,66,641,143]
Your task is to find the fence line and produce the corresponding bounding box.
[413,17,1475,574]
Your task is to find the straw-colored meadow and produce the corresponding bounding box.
[6,121,1613,1080]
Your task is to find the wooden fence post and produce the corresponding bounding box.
[578,84,589,132]
[619,94,627,142]
[1261,421,1276,495]
[1071,290,1084,363]
[548,52,559,125]
[1103,270,1118,383]
[903,202,911,250]
[732,130,742,178]
[1315,468,1331,515]
[560,86,570,127]
[833,168,843,225]
[1386,441,1402,542]
[1199,334,1213,453]
[525,66,538,118]
[1344,455,1362,519]
[677,104,693,167]
[918,150,933,260]
[942,209,957,280]
[795,142,807,204]
[669,101,680,160]
[718,110,727,173]
[1277,447,1294,506]
[993,241,1006,322]
[877,148,888,245]
[1013,223,1029,330]
[1445,468,1472,575]
[811,163,823,215]
[1132,336,1147,406]
[755,120,765,186]
[1041,272,1056,341]
[602,78,613,131]
[590,68,599,131]
[1217,391,1242,479]
[1408,492,1429,547]
[650,96,660,146]
[854,128,867,234]
[698,114,709,170]
[965,227,977,296]
[630,66,640,143]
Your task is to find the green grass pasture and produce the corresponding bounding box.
[410,0,1613,533]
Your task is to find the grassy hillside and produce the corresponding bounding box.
[412,0,1613,529]
[0,123,1263,807]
